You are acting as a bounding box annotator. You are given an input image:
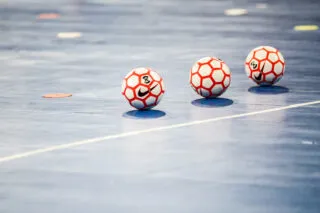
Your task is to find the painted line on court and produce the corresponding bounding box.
[0,100,319,164]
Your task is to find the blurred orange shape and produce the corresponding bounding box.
[37,13,60,20]
[42,93,72,98]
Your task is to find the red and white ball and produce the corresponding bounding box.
[189,57,231,98]
[245,46,285,86]
[121,67,165,110]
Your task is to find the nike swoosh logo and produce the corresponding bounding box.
[137,84,158,97]
[254,62,265,81]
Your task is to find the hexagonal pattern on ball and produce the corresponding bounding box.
[211,84,224,96]
[198,88,210,97]
[212,70,224,83]
[268,53,279,63]
[223,76,230,88]
[245,46,285,86]
[127,75,139,87]
[191,74,201,87]
[210,60,222,69]
[199,64,212,77]
[202,78,213,89]
[125,88,134,100]
[254,49,267,61]
[131,100,144,109]
[122,68,165,110]
[274,62,284,75]
[265,73,276,82]
[190,56,231,98]
[146,96,156,106]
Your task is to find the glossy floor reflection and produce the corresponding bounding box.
[123,109,166,119]
[248,86,289,94]
[191,98,234,108]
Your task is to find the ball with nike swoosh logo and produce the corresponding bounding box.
[121,67,165,110]
[245,46,285,86]
[190,57,231,98]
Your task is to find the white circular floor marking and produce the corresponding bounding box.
[57,32,82,39]
[224,8,248,16]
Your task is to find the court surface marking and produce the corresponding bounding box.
[0,99,319,164]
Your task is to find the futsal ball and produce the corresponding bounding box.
[189,57,231,98]
[245,46,285,86]
[121,67,165,110]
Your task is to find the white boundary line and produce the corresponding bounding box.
[0,100,319,164]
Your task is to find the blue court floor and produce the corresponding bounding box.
[0,0,320,212]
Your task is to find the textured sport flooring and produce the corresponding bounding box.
[0,0,320,212]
